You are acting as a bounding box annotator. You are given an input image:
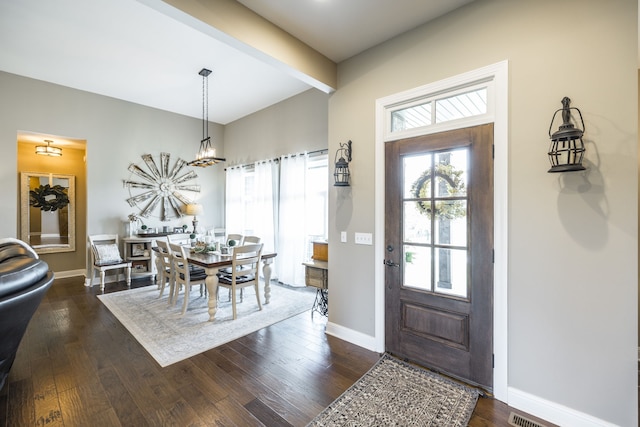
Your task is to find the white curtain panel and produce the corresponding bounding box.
[276,153,308,287]
[224,166,245,237]
[252,160,277,254]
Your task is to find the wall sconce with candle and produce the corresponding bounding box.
[334,140,353,186]
[547,97,586,173]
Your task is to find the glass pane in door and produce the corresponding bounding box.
[434,248,468,298]
[401,147,470,298]
[403,245,431,290]
[403,154,432,198]
[434,150,468,197]
[403,201,431,244]
[434,201,467,246]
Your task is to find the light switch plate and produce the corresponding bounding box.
[340,231,347,243]
[354,232,373,245]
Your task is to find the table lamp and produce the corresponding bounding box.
[183,203,204,234]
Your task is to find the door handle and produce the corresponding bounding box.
[384,259,400,267]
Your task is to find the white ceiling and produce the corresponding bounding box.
[0,0,474,127]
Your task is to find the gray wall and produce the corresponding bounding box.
[1,71,226,257]
[327,0,636,426]
[223,88,329,165]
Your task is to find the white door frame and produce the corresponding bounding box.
[374,60,509,401]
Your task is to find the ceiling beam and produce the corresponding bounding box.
[139,0,337,93]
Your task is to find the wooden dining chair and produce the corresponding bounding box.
[243,235,261,244]
[88,234,131,291]
[154,240,174,303]
[167,233,192,245]
[217,243,263,320]
[170,243,207,315]
[226,233,244,246]
[220,236,260,301]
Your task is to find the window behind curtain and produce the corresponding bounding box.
[304,153,328,259]
[224,166,246,236]
[225,152,327,286]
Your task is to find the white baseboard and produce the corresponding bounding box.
[325,321,378,352]
[83,273,126,288]
[53,269,86,279]
[508,387,619,427]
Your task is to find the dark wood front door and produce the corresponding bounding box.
[384,124,494,390]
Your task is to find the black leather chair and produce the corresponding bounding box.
[0,238,54,391]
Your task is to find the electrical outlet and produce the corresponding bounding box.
[340,231,347,243]
[354,232,373,245]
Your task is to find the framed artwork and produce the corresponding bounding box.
[131,243,145,257]
[132,260,147,272]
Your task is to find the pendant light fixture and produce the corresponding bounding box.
[188,68,225,167]
[35,140,62,157]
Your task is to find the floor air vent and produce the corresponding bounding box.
[508,412,546,427]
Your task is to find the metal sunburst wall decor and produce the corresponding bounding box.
[123,152,200,221]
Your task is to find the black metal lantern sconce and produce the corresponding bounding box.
[547,97,586,173]
[334,140,353,186]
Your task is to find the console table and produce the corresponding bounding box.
[123,236,156,281]
[303,260,328,317]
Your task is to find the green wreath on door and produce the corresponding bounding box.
[411,163,466,220]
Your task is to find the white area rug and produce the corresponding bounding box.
[98,283,316,367]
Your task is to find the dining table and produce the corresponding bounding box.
[187,250,277,321]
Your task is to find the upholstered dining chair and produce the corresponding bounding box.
[235,235,262,300]
[170,243,207,315]
[88,234,131,291]
[154,240,173,302]
[220,235,260,301]
[217,243,263,320]
[219,233,245,272]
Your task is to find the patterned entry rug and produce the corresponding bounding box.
[98,283,315,367]
[308,353,480,426]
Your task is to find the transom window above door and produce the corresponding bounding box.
[387,83,490,138]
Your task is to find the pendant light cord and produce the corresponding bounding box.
[202,72,208,140]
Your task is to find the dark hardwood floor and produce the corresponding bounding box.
[0,276,554,426]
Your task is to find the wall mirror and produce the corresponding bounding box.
[21,172,75,254]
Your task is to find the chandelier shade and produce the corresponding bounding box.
[183,203,203,216]
[183,203,203,234]
[35,140,62,157]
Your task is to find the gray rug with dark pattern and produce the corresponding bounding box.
[308,353,479,426]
